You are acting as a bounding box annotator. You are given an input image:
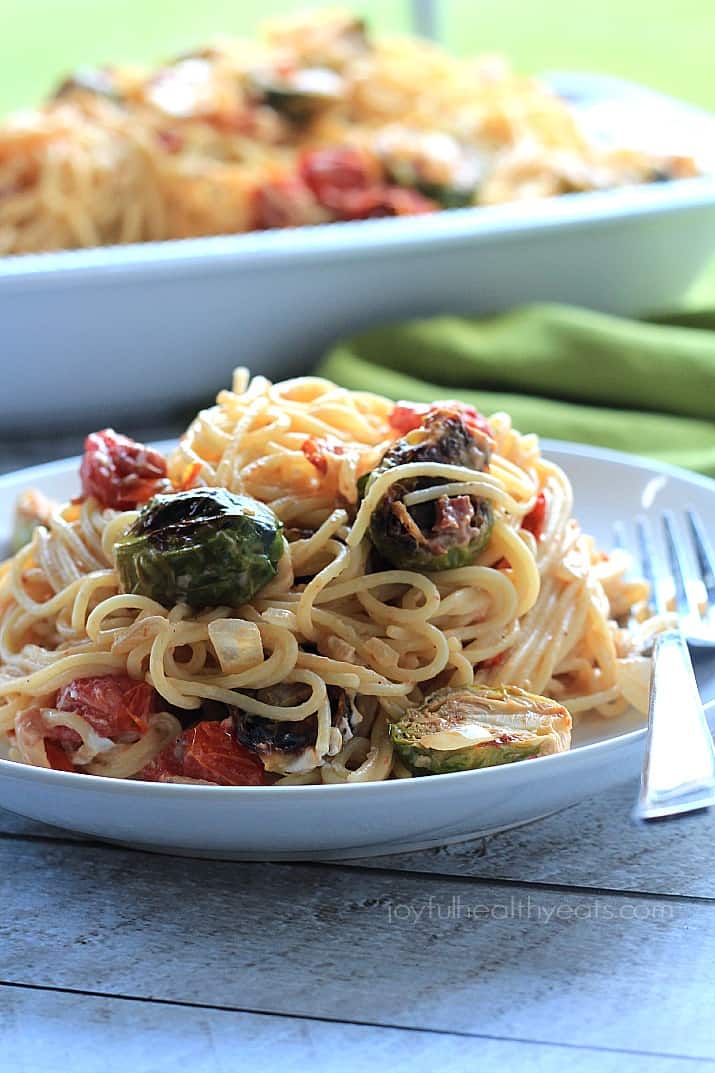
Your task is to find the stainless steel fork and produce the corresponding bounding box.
[624,510,715,821]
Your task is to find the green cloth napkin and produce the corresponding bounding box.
[317,303,715,476]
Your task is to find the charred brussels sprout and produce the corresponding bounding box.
[115,488,284,609]
[389,686,572,775]
[249,67,342,123]
[377,130,481,209]
[414,180,475,209]
[379,407,491,474]
[382,156,476,209]
[363,408,494,571]
[233,682,315,761]
[232,682,359,774]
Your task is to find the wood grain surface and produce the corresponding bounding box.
[2,824,715,1068]
[4,984,710,1073]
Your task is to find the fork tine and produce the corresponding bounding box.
[686,508,715,601]
[662,511,701,621]
[636,516,668,615]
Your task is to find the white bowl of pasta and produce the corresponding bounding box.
[0,373,713,860]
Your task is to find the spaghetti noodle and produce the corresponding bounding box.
[0,370,659,784]
[0,8,698,255]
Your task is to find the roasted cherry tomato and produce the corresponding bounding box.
[40,675,156,763]
[522,492,547,541]
[388,402,431,433]
[55,675,156,741]
[388,401,493,440]
[298,147,436,221]
[301,435,346,475]
[137,738,184,781]
[140,719,267,785]
[252,174,321,229]
[44,738,76,772]
[299,146,373,207]
[183,721,267,784]
[328,185,436,220]
[79,429,168,510]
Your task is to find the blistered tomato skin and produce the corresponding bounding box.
[387,402,431,434]
[299,146,374,208]
[54,675,156,740]
[80,429,169,510]
[298,147,437,221]
[326,185,436,219]
[39,675,157,766]
[301,435,346,475]
[388,401,494,441]
[252,175,321,229]
[522,492,547,540]
[44,739,76,771]
[139,720,268,785]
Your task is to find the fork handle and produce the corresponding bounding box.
[635,629,715,821]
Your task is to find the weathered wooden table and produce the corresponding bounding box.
[2,434,715,1073]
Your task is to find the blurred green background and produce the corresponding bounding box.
[3,0,715,117]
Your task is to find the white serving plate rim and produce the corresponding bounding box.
[0,720,641,799]
[1,438,712,798]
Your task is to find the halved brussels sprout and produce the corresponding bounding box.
[370,490,493,572]
[115,487,284,609]
[232,682,359,774]
[232,681,314,761]
[363,408,494,571]
[389,685,572,775]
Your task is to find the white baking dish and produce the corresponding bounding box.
[1,72,714,430]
